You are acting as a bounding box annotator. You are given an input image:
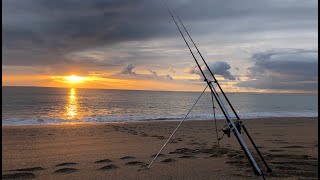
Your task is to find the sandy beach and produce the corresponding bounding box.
[2,117,318,179]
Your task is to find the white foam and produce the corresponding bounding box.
[2,111,318,126]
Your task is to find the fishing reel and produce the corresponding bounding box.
[218,120,242,140]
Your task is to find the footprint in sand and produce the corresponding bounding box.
[54,168,78,174]
[3,172,35,179]
[11,167,45,172]
[226,160,246,165]
[207,153,222,158]
[227,153,238,158]
[272,140,290,144]
[157,136,166,140]
[140,133,148,137]
[170,147,195,155]
[150,153,165,157]
[130,131,138,135]
[56,162,78,166]
[233,154,245,160]
[178,155,195,159]
[98,164,119,170]
[137,167,149,172]
[120,156,136,160]
[275,166,300,170]
[161,158,175,163]
[125,161,144,166]
[95,159,113,163]
[269,149,285,152]
[280,145,305,149]
[188,142,200,145]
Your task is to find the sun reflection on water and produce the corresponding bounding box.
[66,88,78,119]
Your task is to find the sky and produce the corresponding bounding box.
[2,0,318,93]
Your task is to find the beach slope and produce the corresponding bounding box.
[2,117,318,179]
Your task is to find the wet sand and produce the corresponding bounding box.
[2,117,318,179]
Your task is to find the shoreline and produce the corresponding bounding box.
[2,116,318,127]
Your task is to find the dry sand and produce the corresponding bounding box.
[2,117,318,179]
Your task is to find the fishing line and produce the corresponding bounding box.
[147,84,209,169]
[210,90,220,151]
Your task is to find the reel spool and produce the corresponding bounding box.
[222,120,242,138]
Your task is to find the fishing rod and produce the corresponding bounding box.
[158,0,272,177]
[170,3,272,174]
[161,0,232,128]
[172,12,240,121]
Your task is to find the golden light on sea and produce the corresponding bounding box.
[66,88,78,119]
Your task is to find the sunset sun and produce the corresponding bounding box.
[64,75,85,83]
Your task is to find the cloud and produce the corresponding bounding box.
[111,64,173,81]
[121,64,136,75]
[164,74,174,80]
[236,49,318,92]
[185,61,236,80]
[2,0,317,92]
[148,69,173,80]
[168,66,176,74]
[3,0,317,68]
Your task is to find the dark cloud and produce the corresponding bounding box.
[186,61,236,80]
[236,49,318,92]
[121,64,136,75]
[3,0,317,68]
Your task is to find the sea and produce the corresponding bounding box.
[2,86,318,126]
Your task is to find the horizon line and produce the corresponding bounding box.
[2,85,318,95]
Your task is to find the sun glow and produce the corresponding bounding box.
[64,75,85,83]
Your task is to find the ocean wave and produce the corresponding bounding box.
[2,111,318,126]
